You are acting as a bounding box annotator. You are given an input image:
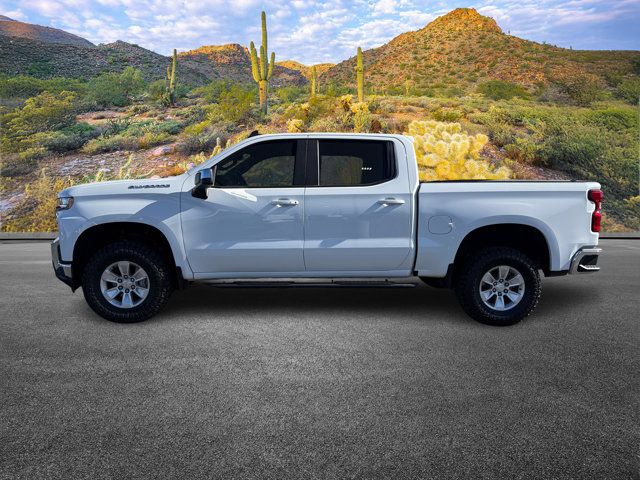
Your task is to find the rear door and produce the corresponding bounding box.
[181,139,307,275]
[303,138,413,273]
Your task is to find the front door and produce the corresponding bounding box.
[303,138,414,273]
[181,139,307,276]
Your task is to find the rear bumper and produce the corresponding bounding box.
[569,247,602,274]
[51,238,75,289]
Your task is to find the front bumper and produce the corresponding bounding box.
[51,238,75,289]
[569,247,602,274]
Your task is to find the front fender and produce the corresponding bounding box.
[57,192,193,279]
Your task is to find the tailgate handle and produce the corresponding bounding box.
[378,197,405,206]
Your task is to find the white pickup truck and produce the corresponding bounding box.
[52,133,603,326]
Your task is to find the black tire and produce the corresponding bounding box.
[455,247,541,326]
[81,241,173,323]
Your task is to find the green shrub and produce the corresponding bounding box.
[177,132,221,155]
[204,84,255,123]
[218,85,255,122]
[25,62,54,77]
[100,118,131,137]
[82,119,180,154]
[1,170,74,232]
[275,86,306,103]
[552,75,606,106]
[82,135,135,154]
[477,80,529,100]
[39,122,99,153]
[1,91,77,135]
[504,137,538,164]
[85,67,145,108]
[586,107,638,131]
[137,131,171,149]
[540,122,605,172]
[172,105,206,125]
[18,146,47,161]
[432,107,462,122]
[0,153,36,177]
[0,75,86,99]
[192,80,236,103]
[146,79,167,103]
[0,91,77,154]
[616,78,640,105]
[308,116,344,132]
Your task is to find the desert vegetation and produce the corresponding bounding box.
[1,9,638,232]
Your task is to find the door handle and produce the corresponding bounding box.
[377,197,405,206]
[271,198,299,207]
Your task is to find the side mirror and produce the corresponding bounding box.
[192,167,215,199]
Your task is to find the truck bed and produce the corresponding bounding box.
[414,180,601,277]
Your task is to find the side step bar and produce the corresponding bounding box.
[204,278,418,288]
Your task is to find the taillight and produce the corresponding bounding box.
[588,189,603,232]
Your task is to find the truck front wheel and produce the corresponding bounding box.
[81,241,173,323]
[455,247,541,326]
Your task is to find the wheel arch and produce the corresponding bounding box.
[72,221,186,289]
[452,223,553,282]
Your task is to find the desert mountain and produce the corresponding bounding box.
[179,44,307,87]
[276,60,335,80]
[0,20,306,87]
[0,16,321,88]
[0,34,210,84]
[322,8,640,91]
[2,10,638,91]
[0,16,94,47]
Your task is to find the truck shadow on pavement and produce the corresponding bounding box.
[143,278,600,325]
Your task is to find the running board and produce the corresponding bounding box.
[203,279,418,288]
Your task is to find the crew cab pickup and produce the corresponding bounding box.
[52,133,603,325]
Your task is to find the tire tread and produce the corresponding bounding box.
[81,241,173,323]
[455,247,541,326]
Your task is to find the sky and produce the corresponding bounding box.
[1,0,639,64]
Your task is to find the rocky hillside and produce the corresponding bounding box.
[179,44,307,87]
[276,60,335,80]
[0,16,94,47]
[0,35,210,84]
[323,8,640,91]
[0,20,307,87]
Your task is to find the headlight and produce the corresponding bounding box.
[56,196,74,211]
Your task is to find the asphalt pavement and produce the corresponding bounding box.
[1,240,638,479]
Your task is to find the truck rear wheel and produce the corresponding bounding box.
[455,247,541,326]
[81,241,173,323]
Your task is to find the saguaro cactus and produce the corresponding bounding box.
[166,49,177,106]
[356,47,364,102]
[249,11,275,114]
[310,65,317,97]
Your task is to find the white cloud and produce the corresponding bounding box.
[398,9,436,28]
[3,9,27,19]
[21,0,63,17]
[6,0,638,64]
[372,0,397,16]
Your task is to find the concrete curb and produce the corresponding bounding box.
[1,232,58,240]
[1,232,639,241]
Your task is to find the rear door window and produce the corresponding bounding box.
[317,140,395,187]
